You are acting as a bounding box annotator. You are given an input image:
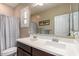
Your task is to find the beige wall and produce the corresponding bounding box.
[0,4,14,16]
[14,3,31,17]
[31,3,79,34]
[14,4,24,17]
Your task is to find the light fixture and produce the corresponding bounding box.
[24,11,28,18]
[24,19,27,24]
[33,3,44,7]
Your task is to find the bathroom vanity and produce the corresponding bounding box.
[17,35,79,56]
[17,42,53,56]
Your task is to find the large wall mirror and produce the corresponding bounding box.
[30,3,79,38]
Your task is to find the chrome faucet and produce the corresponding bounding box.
[52,38,59,42]
[33,35,37,39]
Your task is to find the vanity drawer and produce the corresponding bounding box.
[32,48,54,56]
[17,48,31,56]
[17,42,31,54]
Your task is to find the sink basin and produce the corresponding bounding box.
[45,41,66,49]
[30,38,38,41]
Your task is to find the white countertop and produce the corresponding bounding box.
[17,35,79,56]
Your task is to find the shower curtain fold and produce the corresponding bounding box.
[0,15,19,55]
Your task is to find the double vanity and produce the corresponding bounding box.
[17,34,79,56]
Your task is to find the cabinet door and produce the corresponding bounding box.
[32,48,54,56]
[17,48,31,56]
[17,42,31,54]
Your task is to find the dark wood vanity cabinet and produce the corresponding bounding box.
[17,42,32,56]
[17,42,31,54]
[32,48,53,56]
[17,42,54,56]
[17,48,31,56]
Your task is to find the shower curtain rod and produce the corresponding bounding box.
[0,13,19,18]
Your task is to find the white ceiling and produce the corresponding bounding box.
[31,3,61,15]
[4,3,62,15]
[4,3,18,8]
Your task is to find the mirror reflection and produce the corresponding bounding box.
[30,3,79,38]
